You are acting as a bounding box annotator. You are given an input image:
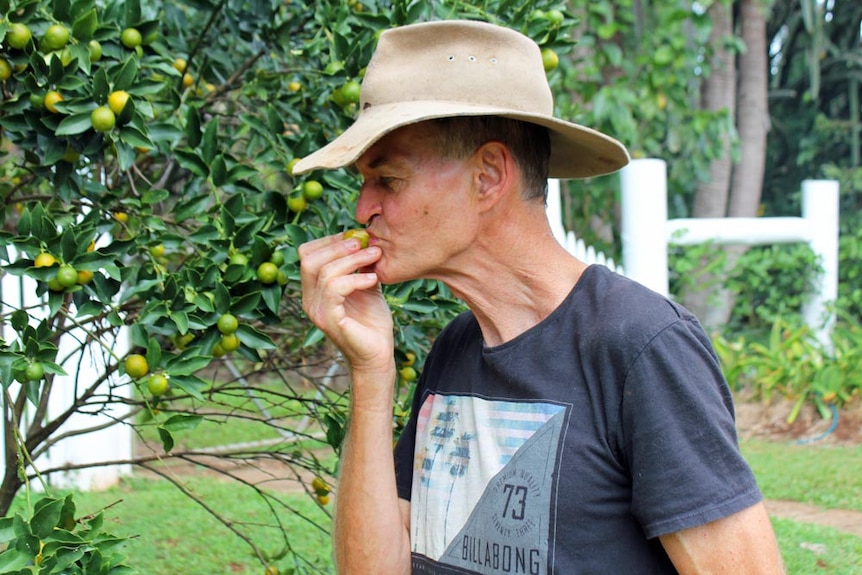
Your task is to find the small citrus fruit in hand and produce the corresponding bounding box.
[343,229,370,249]
[124,354,149,379]
[257,262,279,284]
[217,313,239,334]
[147,373,169,396]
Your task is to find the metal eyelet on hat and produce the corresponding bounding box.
[489,58,498,63]
[447,55,455,61]
[468,55,477,62]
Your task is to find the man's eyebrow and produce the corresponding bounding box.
[359,154,404,173]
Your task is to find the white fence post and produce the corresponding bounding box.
[618,159,840,346]
[620,159,669,295]
[801,179,840,347]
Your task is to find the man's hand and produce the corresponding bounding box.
[299,232,394,376]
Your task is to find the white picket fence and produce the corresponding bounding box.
[548,158,839,347]
[546,179,624,275]
[0,250,132,492]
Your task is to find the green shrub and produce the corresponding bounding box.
[713,317,862,422]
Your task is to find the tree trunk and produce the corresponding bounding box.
[710,0,772,331]
[730,0,770,218]
[681,0,737,327]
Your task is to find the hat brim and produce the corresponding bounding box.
[293,101,629,180]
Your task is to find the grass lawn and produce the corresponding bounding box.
[742,439,862,574]
[65,475,335,574]
[41,438,859,574]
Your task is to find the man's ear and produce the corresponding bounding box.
[473,141,515,210]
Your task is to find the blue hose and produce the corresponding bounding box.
[796,403,839,444]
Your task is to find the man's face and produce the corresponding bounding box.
[353,122,480,285]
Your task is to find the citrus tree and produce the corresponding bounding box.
[0,0,577,571]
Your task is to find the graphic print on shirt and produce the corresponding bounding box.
[411,394,567,574]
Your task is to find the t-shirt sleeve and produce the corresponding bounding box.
[620,317,763,539]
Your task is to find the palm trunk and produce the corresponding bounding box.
[681,0,737,327]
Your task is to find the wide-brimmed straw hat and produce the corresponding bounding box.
[293,20,629,179]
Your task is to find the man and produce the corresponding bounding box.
[296,19,784,574]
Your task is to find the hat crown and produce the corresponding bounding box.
[360,21,553,115]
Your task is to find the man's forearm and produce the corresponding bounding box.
[333,368,411,575]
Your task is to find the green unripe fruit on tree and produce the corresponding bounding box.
[88,40,102,62]
[24,362,44,382]
[121,28,142,49]
[220,333,241,352]
[217,313,239,334]
[56,264,78,287]
[6,23,32,50]
[147,373,169,396]
[124,354,149,379]
[257,262,279,284]
[91,106,116,132]
[41,24,70,51]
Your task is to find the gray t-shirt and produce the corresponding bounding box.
[394,265,762,574]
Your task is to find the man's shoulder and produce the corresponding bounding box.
[577,265,693,324]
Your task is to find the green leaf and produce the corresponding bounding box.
[157,427,174,452]
[174,148,209,178]
[165,353,210,375]
[303,326,325,348]
[93,67,110,103]
[163,414,203,432]
[166,374,206,400]
[125,0,142,27]
[201,116,219,164]
[141,188,169,204]
[237,323,276,349]
[112,56,139,91]
[210,154,227,187]
[31,497,64,539]
[0,547,30,571]
[119,125,153,149]
[0,517,15,544]
[262,284,281,314]
[72,8,98,41]
[54,112,94,136]
[185,106,202,148]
